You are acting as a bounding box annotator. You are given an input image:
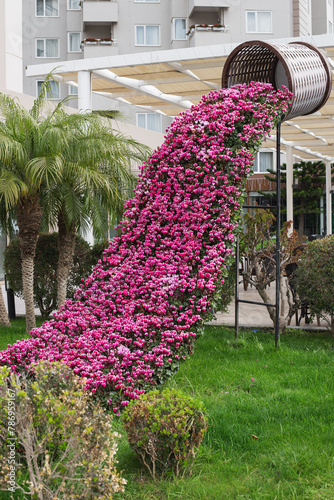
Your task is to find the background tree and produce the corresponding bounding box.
[0,82,66,331]
[240,209,306,333]
[293,235,334,334]
[259,160,334,236]
[4,233,95,318]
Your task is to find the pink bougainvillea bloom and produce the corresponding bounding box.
[0,83,291,411]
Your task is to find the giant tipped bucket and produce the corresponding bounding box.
[222,40,332,120]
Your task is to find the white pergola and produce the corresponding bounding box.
[26,34,334,234]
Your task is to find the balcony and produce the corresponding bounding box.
[83,0,118,27]
[82,39,119,58]
[188,25,230,47]
[188,0,229,16]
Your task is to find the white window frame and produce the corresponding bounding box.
[37,80,60,100]
[173,18,187,41]
[68,32,82,53]
[253,150,275,173]
[69,85,78,95]
[246,11,272,34]
[134,0,159,3]
[135,25,160,46]
[35,38,59,58]
[136,112,162,133]
[67,0,81,9]
[36,0,59,17]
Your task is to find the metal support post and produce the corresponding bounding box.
[275,122,281,348]
[235,234,239,339]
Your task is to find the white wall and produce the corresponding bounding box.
[4,0,23,93]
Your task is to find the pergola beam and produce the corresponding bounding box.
[92,69,193,110]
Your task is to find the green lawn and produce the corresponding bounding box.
[1,323,334,499]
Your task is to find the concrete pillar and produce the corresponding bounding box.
[78,70,93,245]
[78,70,92,112]
[286,145,294,235]
[326,160,332,235]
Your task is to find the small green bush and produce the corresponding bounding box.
[0,361,126,499]
[294,235,334,333]
[122,388,207,479]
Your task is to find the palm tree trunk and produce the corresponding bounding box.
[57,212,76,308]
[0,287,10,326]
[17,196,42,333]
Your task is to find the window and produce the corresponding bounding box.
[329,20,333,34]
[68,0,80,9]
[253,151,274,173]
[246,11,272,33]
[69,85,78,95]
[135,25,160,46]
[36,0,58,16]
[37,80,60,99]
[68,32,81,52]
[173,19,187,40]
[136,113,162,133]
[36,38,59,58]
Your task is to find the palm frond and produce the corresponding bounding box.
[26,155,64,188]
[0,171,29,210]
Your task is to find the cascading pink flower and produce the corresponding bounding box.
[0,82,291,411]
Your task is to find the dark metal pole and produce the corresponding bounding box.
[275,122,281,348]
[235,234,239,339]
[5,275,16,320]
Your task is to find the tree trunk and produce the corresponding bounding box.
[57,212,76,309]
[0,287,10,326]
[298,212,305,238]
[256,285,276,324]
[17,196,42,333]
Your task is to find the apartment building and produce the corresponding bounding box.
[22,0,330,127]
[9,0,334,235]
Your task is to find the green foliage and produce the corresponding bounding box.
[213,262,235,315]
[4,233,92,317]
[294,235,334,333]
[259,160,334,235]
[89,241,109,268]
[1,326,334,498]
[122,388,207,479]
[0,360,126,499]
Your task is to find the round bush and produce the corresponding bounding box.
[122,388,207,478]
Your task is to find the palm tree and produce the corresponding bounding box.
[40,108,149,309]
[0,83,67,332]
[0,78,149,330]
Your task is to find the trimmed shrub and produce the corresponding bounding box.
[122,388,207,479]
[4,233,92,317]
[294,235,334,333]
[0,361,126,499]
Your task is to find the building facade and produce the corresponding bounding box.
[21,0,333,130]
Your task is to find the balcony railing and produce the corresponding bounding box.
[81,39,119,57]
[82,0,118,25]
[187,24,229,37]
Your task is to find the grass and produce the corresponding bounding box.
[1,323,334,499]
[0,317,44,352]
